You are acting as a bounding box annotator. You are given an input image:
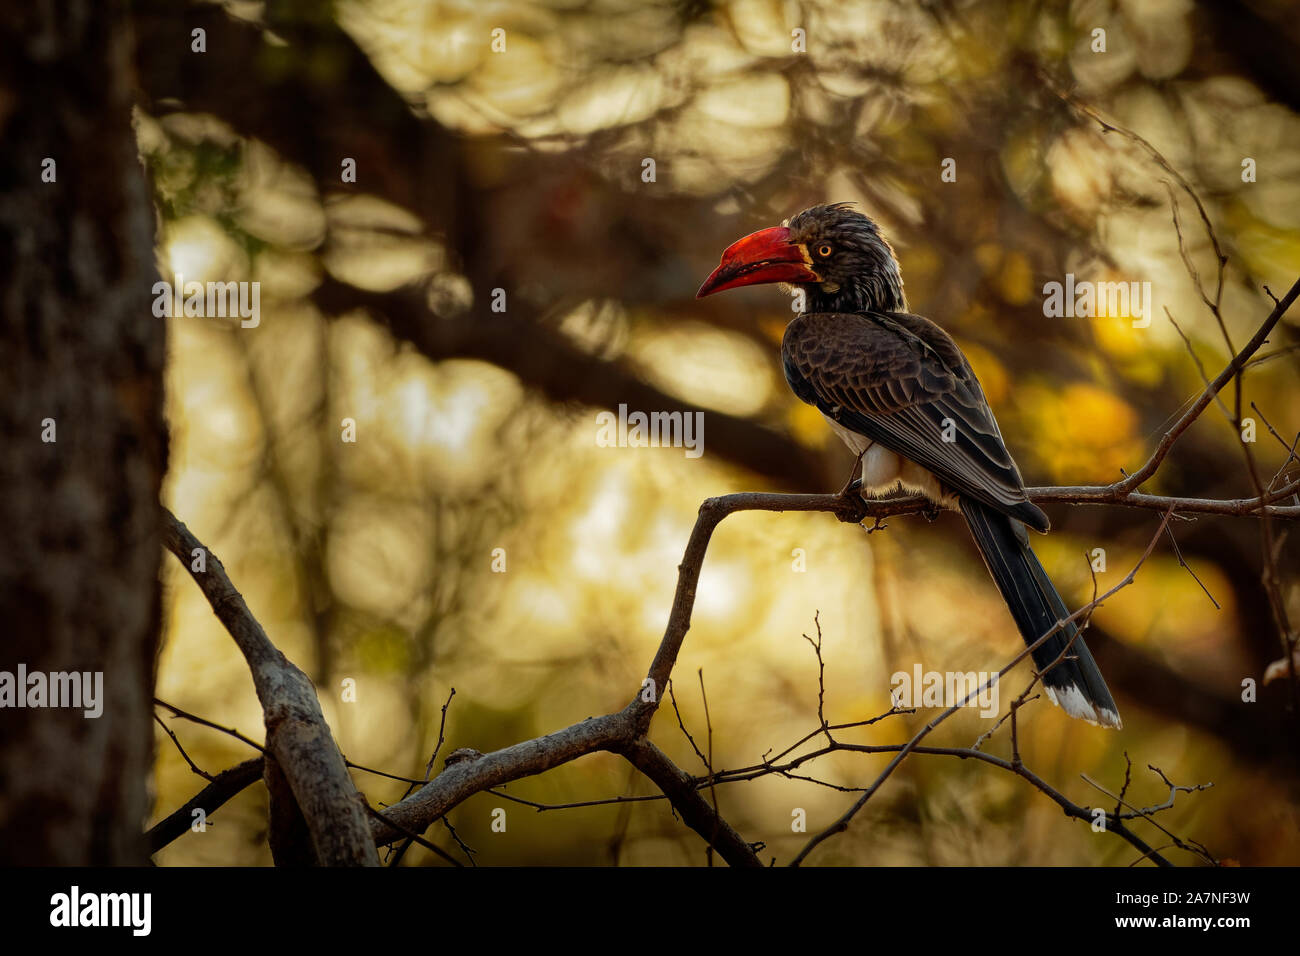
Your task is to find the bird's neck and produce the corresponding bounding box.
[802,269,907,315]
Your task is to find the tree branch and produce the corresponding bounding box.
[790,507,1177,865]
[373,492,1193,865]
[162,509,378,866]
[617,737,762,867]
[1112,275,1300,495]
[146,757,264,855]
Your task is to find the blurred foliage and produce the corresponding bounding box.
[144,0,1299,865]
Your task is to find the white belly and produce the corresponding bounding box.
[825,414,956,509]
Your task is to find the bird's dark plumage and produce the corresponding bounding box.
[698,201,1122,728]
[782,310,1049,531]
[962,497,1120,728]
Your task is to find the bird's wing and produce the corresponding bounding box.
[782,310,1047,530]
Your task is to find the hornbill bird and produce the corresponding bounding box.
[697,202,1121,729]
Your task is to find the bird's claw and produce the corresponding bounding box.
[833,478,870,524]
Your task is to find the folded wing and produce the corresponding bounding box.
[782,310,1048,531]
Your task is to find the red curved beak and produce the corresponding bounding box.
[696,226,818,298]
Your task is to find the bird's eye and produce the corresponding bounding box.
[817,244,833,258]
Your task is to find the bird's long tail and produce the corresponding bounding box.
[960,497,1121,729]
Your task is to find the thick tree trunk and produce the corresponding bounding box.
[0,2,165,863]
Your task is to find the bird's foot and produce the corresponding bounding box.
[833,478,870,524]
[922,501,943,522]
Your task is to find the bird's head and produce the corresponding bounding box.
[696,202,906,314]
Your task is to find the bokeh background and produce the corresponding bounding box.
[136,0,1300,865]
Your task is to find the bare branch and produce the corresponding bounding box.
[618,737,762,868]
[790,508,1176,865]
[1113,276,1300,495]
[153,712,214,781]
[146,758,264,855]
[162,509,379,866]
